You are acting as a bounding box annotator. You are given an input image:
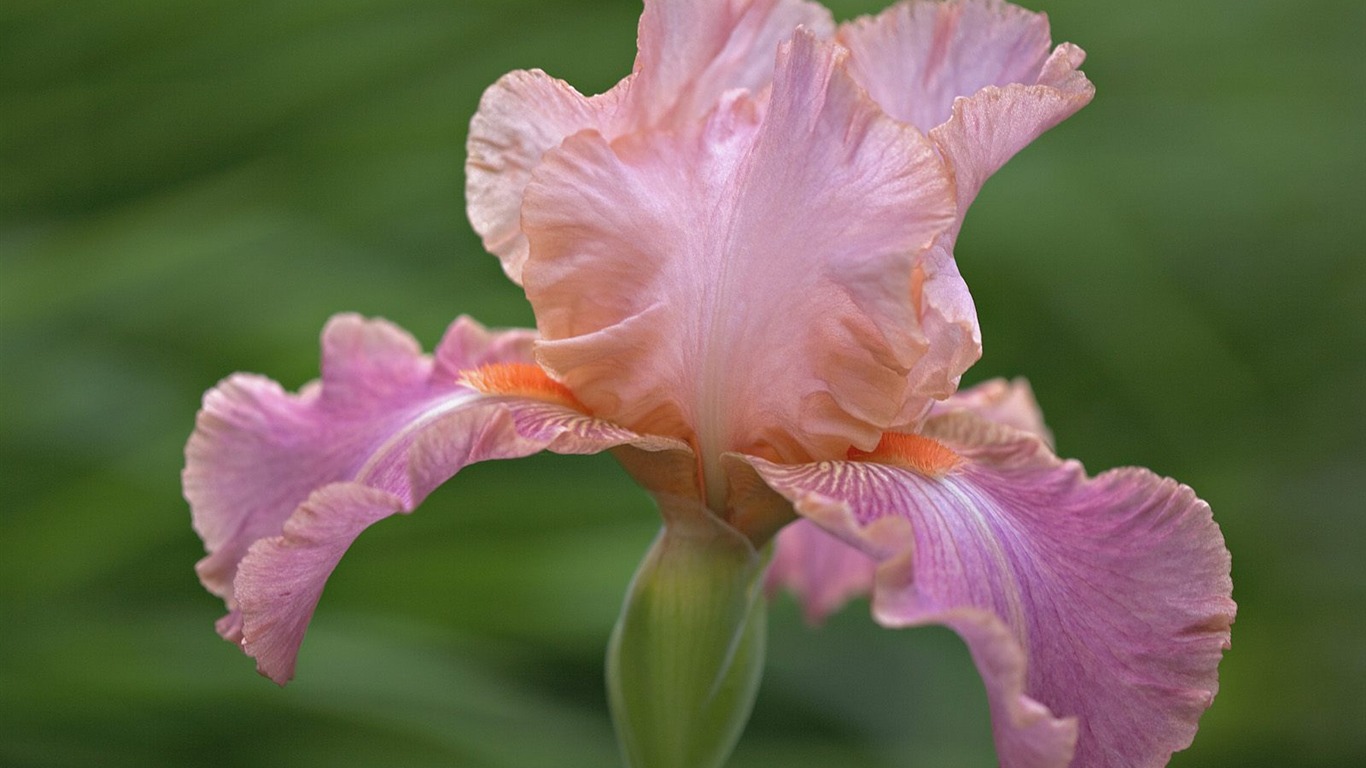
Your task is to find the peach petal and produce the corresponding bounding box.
[522,32,956,496]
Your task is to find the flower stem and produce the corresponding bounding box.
[606,510,768,768]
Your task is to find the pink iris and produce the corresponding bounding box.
[184,1,1234,766]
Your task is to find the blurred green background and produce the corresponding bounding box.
[2,0,1362,765]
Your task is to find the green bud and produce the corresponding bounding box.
[606,509,768,768]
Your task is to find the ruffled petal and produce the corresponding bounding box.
[901,242,981,410]
[466,0,836,286]
[839,0,1094,214]
[523,32,956,493]
[185,313,686,683]
[930,41,1094,214]
[840,0,1054,135]
[466,71,630,284]
[746,412,1235,767]
[831,0,1091,430]
[628,0,835,126]
[930,375,1051,444]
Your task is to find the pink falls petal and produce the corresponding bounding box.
[766,520,876,624]
[523,32,956,493]
[746,414,1235,767]
[188,313,518,605]
[232,483,401,682]
[185,314,684,683]
[769,377,1048,622]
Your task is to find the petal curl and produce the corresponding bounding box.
[901,242,981,409]
[629,0,835,126]
[930,375,1051,445]
[523,32,956,492]
[747,412,1234,767]
[835,0,1094,405]
[185,314,686,683]
[839,0,1094,213]
[466,0,835,285]
[466,72,630,284]
[930,41,1094,215]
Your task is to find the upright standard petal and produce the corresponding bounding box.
[467,72,631,284]
[628,0,834,126]
[839,0,1095,211]
[466,0,834,285]
[185,314,687,683]
[835,0,1095,406]
[840,0,1053,135]
[747,412,1234,767]
[523,32,956,514]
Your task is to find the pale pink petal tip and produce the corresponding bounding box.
[930,376,1051,444]
[466,71,628,285]
[185,314,675,683]
[749,410,1234,767]
[839,0,1094,210]
[629,0,836,126]
[466,0,837,286]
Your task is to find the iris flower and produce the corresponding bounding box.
[185,1,1234,766]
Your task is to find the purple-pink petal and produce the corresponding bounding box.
[185,314,684,683]
[766,519,876,624]
[232,483,401,682]
[769,378,1048,622]
[749,412,1234,767]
